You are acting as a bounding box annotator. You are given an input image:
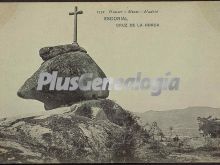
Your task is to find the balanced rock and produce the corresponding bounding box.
[17,44,109,110]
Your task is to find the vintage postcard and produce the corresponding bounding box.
[0,1,220,163]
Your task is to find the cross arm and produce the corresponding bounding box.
[69,11,83,15]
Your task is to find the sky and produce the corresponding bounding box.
[0,2,220,118]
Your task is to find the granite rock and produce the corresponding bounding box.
[0,99,150,163]
[17,44,109,110]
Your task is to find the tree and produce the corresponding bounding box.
[197,116,220,138]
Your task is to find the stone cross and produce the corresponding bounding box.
[69,6,83,44]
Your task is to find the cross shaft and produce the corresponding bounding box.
[69,6,83,44]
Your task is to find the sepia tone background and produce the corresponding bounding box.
[0,2,220,118]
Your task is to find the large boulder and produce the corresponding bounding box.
[17,44,109,110]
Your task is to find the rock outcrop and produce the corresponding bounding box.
[17,44,109,110]
[0,99,167,163]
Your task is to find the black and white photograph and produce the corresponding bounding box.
[0,1,220,163]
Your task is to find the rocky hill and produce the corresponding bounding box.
[0,99,167,163]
